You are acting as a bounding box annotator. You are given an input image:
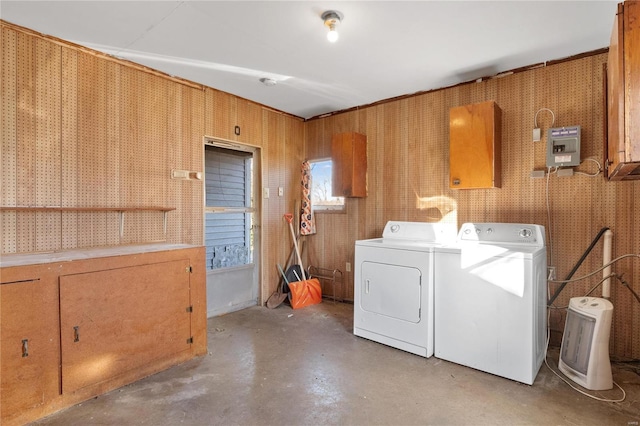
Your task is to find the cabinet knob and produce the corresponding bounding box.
[73,326,80,342]
[22,339,29,357]
[452,178,461,186]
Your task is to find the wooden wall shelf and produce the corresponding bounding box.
[0,206,176,237]
[0,206,175,212]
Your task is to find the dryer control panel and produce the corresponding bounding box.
[382,221,457,243]
[458,222,545,246]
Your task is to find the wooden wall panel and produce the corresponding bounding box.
[77,52,107,248]
[186,86,204,247]
[137,72,167,243]
[262,110,286,298]
[1,27,17,253]
[167,83,182,245]
[34,38,61,251]
[104,61,119,246]
[61,47,78,249]
[304,53,640,359]
[0,30,208,254]
[209,89,232,140]
[16,31,36,252]
[3,22,637,357]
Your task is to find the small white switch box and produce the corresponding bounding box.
[171,169,189,179]
[533,128,541,142]
[278,187,284,196]
[264,188,270,198]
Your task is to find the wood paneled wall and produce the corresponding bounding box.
[0,23,305,306]
[304,53,640,359]
[2,22,639,359]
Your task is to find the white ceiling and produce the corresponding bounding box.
[1,1,618,119]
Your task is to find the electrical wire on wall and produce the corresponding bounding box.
[535,106,634,403]
[575,157,602,177]
[535,107,557,269]
[544,309,626,403]
[534,107,556,130]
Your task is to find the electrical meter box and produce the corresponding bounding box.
[546,126,580,167]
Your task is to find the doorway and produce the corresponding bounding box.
[203,138,261,317]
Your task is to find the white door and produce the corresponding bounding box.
[204,140,259,317]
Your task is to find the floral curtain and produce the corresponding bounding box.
[300,160,316,235]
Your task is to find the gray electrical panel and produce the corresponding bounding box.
[546,126,580,167]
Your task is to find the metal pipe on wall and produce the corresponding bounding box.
[602,229,613,299]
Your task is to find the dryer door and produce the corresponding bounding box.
[360,261,421,323]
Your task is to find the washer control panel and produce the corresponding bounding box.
[458,222,545,246]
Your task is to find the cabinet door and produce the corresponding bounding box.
[449,101,502,189]
[59,260,192,393]
[1,279,59,419]
[607,2,640,179]
[607,3,625,177]
[235,98,263,145]
[332,132,367,197]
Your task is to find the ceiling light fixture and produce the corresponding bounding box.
[321,10,343,43]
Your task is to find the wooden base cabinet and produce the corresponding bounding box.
[1,279,60,420]
[0,244,206,426]
[60,260,193,393]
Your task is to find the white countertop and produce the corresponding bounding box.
[0,243,201,268]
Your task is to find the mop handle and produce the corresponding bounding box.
[284,213,306,280]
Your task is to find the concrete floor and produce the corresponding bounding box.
[35,301,639,425]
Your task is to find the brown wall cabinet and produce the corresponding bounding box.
[606,1,640,180]
[332,132,367,197]
[0,245,206,426]
[449,101,502,189]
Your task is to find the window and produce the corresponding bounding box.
[309,159,344,212]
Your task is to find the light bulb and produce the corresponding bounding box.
[327,24,339,42]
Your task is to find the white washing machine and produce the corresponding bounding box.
[434,222,547,385]
[354,221,457,357]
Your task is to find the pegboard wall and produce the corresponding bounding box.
[305,53,640,360]
[0,24,210,253]
[1,22,305,314]
[1,25,208,250]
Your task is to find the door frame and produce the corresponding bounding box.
[202,136,263,306]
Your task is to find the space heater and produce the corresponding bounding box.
[559,297,613,390]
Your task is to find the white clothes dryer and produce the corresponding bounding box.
[434,222,547,384]
[354,221,457,357]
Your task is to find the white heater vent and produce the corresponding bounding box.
[559,297,613,390]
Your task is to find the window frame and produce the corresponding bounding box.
[308,157,345,213]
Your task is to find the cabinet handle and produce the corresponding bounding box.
[366,279,370,294]
[73,326,80,342]
[22,339,29,357]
